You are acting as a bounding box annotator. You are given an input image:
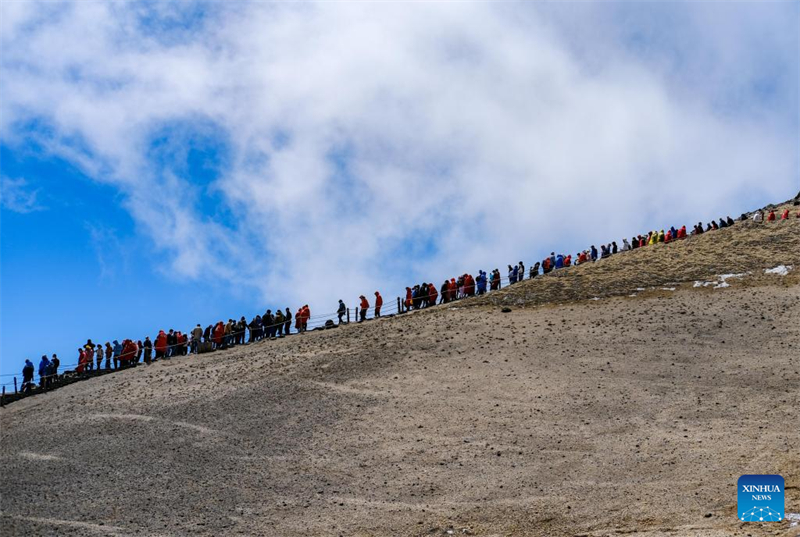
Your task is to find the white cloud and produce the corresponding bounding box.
[1,177,44,213]
[1,1,797,313]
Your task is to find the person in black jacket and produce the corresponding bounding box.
[21,359,34,394]
[143,337,153,364]
[284,308,292,335]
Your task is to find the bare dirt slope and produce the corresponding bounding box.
[1,209,799,537]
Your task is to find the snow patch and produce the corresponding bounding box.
[786,512,800,527]
[661,287,676,291]
[765,265,792,276]
[694,273,748,289]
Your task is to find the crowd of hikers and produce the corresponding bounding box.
[9,205,799,398]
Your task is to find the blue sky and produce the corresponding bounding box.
[1,1,798,384]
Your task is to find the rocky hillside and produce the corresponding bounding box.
[1,200,798,537]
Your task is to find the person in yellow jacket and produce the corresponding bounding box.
[658,230,665,243]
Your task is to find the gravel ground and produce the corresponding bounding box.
[1,214,799,537]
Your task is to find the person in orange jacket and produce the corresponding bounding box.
[464,274,475,296]
[374,292,383,317]
[564,254,572,267]
[781,209,789,220]
[155,330,168,360]
[448,278,457,301]
[295,308,303,331]
[359,295,369,322]
[405,287,413,311]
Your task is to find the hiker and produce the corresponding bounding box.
[104,342,113,369]
[429,280,440,303]
[542,256,551,274]
[112,340,122,368]
[556,254,565,268]
[213,321,225,348]
[51,354,59,377]
[359,295,369,322]
[236,317,247,345]
[530,263,539,279]
[622,238,630,251]
[518,262,525,281]
[753,210,764,223]
[38,355,50,388]
[155,330,167,359]
[136,341,143,363]
[678,226,687,239]
[95,344,103,370]
[718,218,728,229]
[21,359,34,394]
[275,309,285,336]
[263,310,275,338]
[248,316,259,342]
[191,324,203,353]
[590,246,598,261]
[476,271,486,295]
[203,324,212,343]
[77,348,86,374]
[143,336,153,364]
[508,265,516,284]
[83,343,94,372]
[284,308,292,335]
[375,291,383,317]
[781,209,790,220]
[726,216,735,226]
[564,254,572,267]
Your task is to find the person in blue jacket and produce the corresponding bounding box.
[508,265,517,284]
[38,355,50,388]
[590,245,598,261]
[555,254,564,269]
[476,271,487,294]
[112,340,122,369]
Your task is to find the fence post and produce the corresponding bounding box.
[347,308,350,324]
[355,307,359,322]
[397,297,401,314]
[14,377,18,394]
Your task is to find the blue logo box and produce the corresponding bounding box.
[738,475,784,522]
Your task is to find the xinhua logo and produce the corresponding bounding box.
[738,475,784,522]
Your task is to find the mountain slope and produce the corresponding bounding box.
[1,203,798,537]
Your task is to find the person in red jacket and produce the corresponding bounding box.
[359,295,369,322]
[564,254,572,267]
[427,284,438,306]
[767,210,776,221]
[295,308,303,332]
[155,330,168,360]
[120,339,137,367]
[77,347,87,374]
[678,225,687,239]
[781,209,789,220]
[374,291,383,317]
[213,322,225,348]
[448,278,457,301]
[404,287,413,311]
